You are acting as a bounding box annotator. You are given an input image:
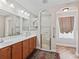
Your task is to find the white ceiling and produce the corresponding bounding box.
[15,0,78,15]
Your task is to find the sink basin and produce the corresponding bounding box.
[1,40,12,44]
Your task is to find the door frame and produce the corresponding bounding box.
[55,9,79,56]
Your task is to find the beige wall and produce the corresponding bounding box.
[0,16,5,37]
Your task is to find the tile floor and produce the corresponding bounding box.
[56,45,79,59]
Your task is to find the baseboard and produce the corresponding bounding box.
[56,43,76,48]
[36,47,56,52]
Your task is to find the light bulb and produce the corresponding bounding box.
[10,4,15,8]
[63,8,69,12]
[21,10,24,13]
[1,0,7,4]
[24,12,28,15]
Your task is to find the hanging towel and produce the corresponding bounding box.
[59,16,74,33]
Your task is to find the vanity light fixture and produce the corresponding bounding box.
[63,8,69,12]
[24,12,28,15]
[21,10,24,13]
[1,0,7,4]
[24,12,30,16]
[10,3,15,8]
[27,13,30,16]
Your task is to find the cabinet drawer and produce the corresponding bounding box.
[12,42,22,59]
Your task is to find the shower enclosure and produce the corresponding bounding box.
[40,10,52,50]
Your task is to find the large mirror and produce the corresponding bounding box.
[0,9,38,38]
[0,9,21,37]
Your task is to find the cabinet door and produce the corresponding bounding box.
[30,37,34,48]
[12,42,22,59]
[0,46,11,59]
[29,37,36,54]
[31,37,36,49]
[23,39,30,59]
[29,38,34,54]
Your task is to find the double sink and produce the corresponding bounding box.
[0,34,36,48]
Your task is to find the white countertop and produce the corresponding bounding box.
[0,34,36,49]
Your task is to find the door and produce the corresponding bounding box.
[0,46,11,59]
[23,39,30,59]
[29,37,36,53]
[12,42,22,59]
[40,10,51,50]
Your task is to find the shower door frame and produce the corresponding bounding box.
[39,10,52,51]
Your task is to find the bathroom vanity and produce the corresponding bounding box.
[0,35,37,59]
[0,6,38,59]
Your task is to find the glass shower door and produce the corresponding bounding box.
[40,12,51,50]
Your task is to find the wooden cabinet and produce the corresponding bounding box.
[0,46,11,59]
[29,37,36,55]
[29,37,35,54]
[12,42,22,59]
[23,37,36,59]
[0,36,37,59]
[30,37,36,49]
[23,39,30,59]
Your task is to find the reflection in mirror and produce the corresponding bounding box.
[0,9,21,37]
[30,17,38,31]
[0,9,37,39]
[22,18,30,36]
[22,18,29,31]
[5,15,21,36]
